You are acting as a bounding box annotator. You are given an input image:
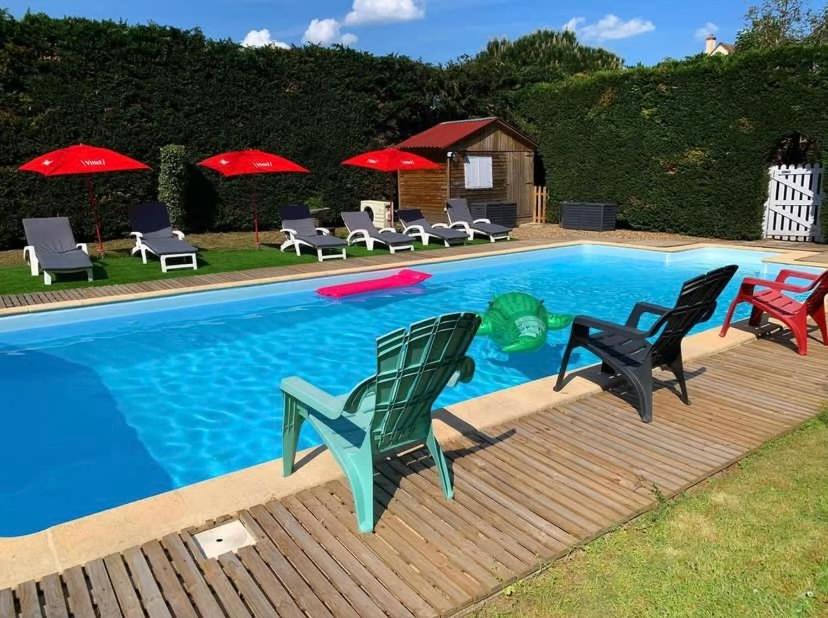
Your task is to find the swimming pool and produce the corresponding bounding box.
[0,244,821,534]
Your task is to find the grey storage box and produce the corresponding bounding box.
[560,202,618,231]
[469,202,518,228]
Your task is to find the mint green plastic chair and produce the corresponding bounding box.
[281,312,481,533]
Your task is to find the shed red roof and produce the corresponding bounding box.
[397,117,535,150]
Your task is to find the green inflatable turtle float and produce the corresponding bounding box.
[478,292,573,353]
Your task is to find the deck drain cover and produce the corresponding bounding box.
[193,520,255,559]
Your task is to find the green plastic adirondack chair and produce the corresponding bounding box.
[281,312,481,533]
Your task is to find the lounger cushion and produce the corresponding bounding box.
[298,234,347,249]
[470,221,511,236]
[376,230,413,246]
[36,249,93,272]
[141,236,198,256]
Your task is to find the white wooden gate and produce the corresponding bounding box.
[762,164,823,241]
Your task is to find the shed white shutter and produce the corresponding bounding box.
[464,156,493,189]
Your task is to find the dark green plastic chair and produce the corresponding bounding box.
[281,312,481,532]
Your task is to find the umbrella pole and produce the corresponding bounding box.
[86,176,104,255]
[251,182,260,248]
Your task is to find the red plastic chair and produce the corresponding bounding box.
[719,269,828,355]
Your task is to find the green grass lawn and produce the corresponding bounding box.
[0,241,467,295]
[474,408,828,618]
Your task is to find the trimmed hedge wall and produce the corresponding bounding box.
[0,13,456,248]
[519,46,828,239]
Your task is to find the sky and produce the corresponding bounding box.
[2,0,823,65]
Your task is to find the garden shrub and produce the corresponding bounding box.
[519,46,828,239]
[157,145,189,227]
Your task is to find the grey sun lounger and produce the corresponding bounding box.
[279,206,347,262]
[128,202,198,272]
[446,198,512,242]
[341,211,414,254]
[22,217,94,285]
[397,209,467,247]
[554,264,738,423]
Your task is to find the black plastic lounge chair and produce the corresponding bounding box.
[446,198,511,242]
[22,217,93,285]
[128,202,198,272]
[553,264,738,423]
[341,211,414,254]
[398,209,467,247]
[279,205,346,262]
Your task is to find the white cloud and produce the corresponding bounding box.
[565,14,655,41]
[241,28,290,49]
[344,0,426,26]
[694,22,719,40]
[302,18,358,46]
[340,32,359,46]
[562,17,584,32]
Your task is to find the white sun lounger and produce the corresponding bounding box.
[128,202,198,272]
[22,217,93,285]
[341,211,414,254]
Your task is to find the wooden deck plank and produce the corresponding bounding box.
[282,494,416,618]
[235,546,305,618]
[102,554,145,618]
[216,553,277,618]
[83,560,122,618]
[142,540,198,618]
[298,490,438,618]
[180,531,252,618]
[38,574,68,618]
[0,337,825,617]
[160,534,225,618]
[15,581,41,618]
[249,503,361,618]
[0,589,15,618]
[236,512,334,618]
[306,484,454,615]
[61,567,95,618]
[121,547,173,618]
[265,501,386,618]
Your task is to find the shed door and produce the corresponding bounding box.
[506,152,535,222]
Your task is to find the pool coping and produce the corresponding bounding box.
[0,240,824,588]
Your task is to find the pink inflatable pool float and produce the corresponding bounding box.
[317,269,432,298]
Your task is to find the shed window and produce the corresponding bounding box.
[463,155,493,189]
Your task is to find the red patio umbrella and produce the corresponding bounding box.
[19,144,150,254]
[342,148,440,222]
[199,149,310,246]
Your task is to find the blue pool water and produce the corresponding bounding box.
[0,245,822,534]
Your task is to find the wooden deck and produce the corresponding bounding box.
[1,335,826,617]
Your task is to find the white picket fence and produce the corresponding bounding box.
[762,163,823,242]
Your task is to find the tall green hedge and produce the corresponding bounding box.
[0,12,457,248]
[519,46,828,239]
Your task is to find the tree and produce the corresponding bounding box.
[444,29,624,121]
[736,0,828,49]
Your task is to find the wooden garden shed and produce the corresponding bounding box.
[396,117,537,224]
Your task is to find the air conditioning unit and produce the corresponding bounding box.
[360,200,393,228]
